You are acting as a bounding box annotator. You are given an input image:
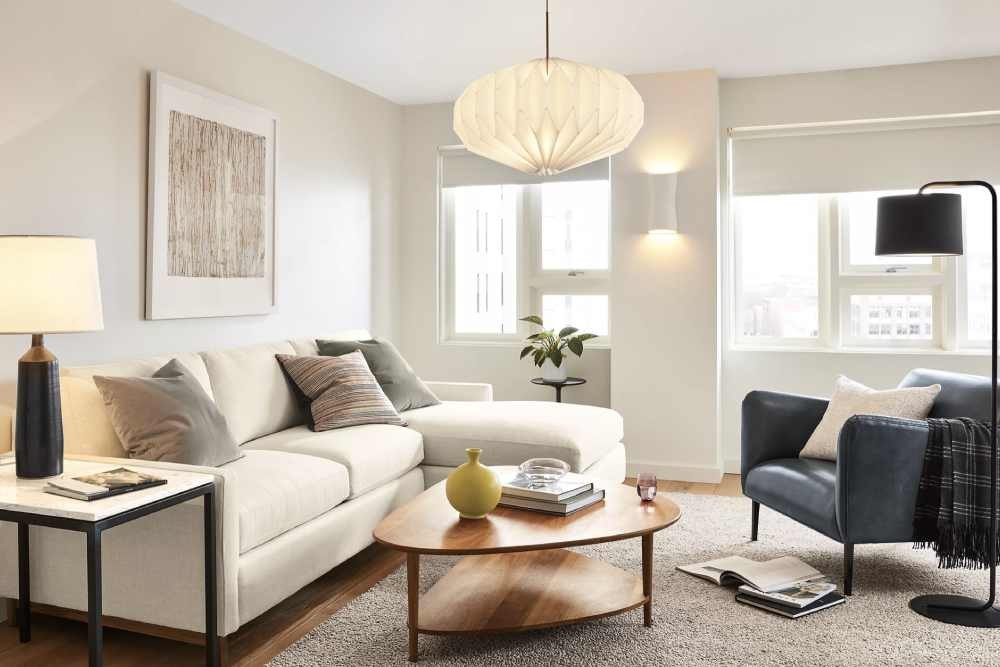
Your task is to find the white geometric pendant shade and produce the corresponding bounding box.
[453,57,644,176]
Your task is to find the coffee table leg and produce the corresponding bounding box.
[642,533,653,627]
[407,552,419,662]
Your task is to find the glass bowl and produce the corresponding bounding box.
[518,458,570,488]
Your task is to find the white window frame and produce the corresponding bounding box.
[437,149,612,347]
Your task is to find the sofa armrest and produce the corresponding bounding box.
[835,415,928,544]
[741,390,829,482]
[424,381,493,402]
[67,454,241,635]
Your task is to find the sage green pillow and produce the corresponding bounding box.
[315,338,440,412]
[94,359,243,466]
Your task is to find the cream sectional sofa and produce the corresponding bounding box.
[0,331,626,643]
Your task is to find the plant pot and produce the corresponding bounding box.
[445,448,501,519]
[541,358,567,382]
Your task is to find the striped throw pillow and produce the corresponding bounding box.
[276,351,405,431]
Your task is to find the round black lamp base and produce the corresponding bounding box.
[910,594,1000,627]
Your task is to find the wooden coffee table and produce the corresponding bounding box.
[374,480,681,661]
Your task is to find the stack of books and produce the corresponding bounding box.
[677,555,845,619]
[44,467,167,501]
[497,470,605,516]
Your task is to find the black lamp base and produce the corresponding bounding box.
[14,334,64,479]
[910,594,1000,627]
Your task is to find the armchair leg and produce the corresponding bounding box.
[750,501,759,541]
[843,543,854,596]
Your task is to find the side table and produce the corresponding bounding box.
[0,459,219,667]
[530,376,586,403]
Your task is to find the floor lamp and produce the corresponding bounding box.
[876,181,1000,627]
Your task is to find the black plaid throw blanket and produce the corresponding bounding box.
[913,417,1000,569]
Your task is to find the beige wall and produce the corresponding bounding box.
[611,70,721,481]
[720,57,1000,472]
[0,0,402,412]
[397,104,611,405]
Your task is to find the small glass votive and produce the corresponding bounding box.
[636,472,657,502]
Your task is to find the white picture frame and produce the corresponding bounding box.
[146,71,279,320]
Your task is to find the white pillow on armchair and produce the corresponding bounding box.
[799,375,941,461]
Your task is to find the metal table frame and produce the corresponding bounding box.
[0,481,218,666]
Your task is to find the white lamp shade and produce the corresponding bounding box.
[454,57,644,176]
[0,236,104,334]
[647,173,678,234]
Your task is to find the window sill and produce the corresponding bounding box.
[439,338,611,351]
[729,343,990,356]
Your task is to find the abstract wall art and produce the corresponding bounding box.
[146,71,278,319]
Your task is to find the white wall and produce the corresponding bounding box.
[0,0,402,413]
[720,57,1000,472]
[397,104,611,406]
[610,70,721,482]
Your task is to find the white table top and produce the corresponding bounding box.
[0,458,215,523]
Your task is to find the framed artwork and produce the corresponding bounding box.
[146,71,278,319]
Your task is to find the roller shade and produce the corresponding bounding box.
[441,149,609,188]
[731,116,1000,196]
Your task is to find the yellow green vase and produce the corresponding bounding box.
[445,448,501,519]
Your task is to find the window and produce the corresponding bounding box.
[734,195,819,340]
[440,150,611,343]
[732,188,993,351]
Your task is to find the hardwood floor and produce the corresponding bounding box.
[0,475,742,666]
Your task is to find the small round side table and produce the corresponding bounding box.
[530,377,586,403]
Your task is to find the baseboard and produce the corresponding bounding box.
[625,460,723,484]
[723,457,741,475]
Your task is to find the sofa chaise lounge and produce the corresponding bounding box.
[0,330,626,650]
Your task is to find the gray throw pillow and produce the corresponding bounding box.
[93,359,243,466]
[316,338,440,412]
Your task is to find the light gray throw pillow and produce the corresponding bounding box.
[93,359,243,466]
[799,375,941,461]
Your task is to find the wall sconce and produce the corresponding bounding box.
[646,172,678,235]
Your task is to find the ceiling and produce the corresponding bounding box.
[175,0,1000,105]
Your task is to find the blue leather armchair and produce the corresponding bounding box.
[741,368,992,595]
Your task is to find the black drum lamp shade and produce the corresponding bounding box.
[875,192,964,256]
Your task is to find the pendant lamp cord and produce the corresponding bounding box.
[545,0,550,73]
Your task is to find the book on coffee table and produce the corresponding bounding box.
[496,469,593,502]
[498,485,605,516]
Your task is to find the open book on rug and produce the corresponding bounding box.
[676,555,821,593]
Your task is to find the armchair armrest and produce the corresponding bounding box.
[424,381,493,402]
[741,390,829,481]
[835,415,928,544]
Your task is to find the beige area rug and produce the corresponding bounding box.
[270,493,998,666]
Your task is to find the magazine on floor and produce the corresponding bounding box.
[737,577,837,608]
[736,591,846,619]
[676,555,821,593]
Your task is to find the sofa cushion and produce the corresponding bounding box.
[225,450,349,553]
[201,341,302,444]
[61,352,214,458]
[743,458,840,540]
[403,401,623,472]
[243,424,422,498]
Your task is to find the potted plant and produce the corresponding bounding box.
[518,315,598,382]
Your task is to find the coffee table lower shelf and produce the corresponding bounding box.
[407,547,650,660]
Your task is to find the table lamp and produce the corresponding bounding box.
[876,181,1000,628]
[0,236,104,478]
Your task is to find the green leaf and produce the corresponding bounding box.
[519,315,544,326]
[567,338,583,356]
[573,333,599,343]
[519,345,534,360]
[525,332,546,341]
[533,349,546,367]
[558,326,579,338]
[550,348,563,368]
